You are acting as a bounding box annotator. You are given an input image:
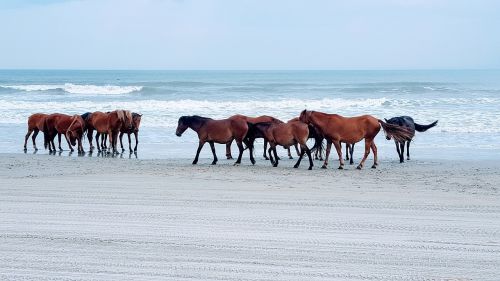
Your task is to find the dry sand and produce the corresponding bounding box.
[1,153,499,280]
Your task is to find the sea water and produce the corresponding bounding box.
[1,70,499,161]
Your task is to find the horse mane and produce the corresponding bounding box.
[181,115,212,124]
[81,112,92,121]
[116,110,132,124]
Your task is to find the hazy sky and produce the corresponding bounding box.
[0,0,499,69]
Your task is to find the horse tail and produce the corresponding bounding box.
[378,119,413,142]
[414,120,438,132]
[244,122,256,150]
[43,117,50,149]
[310,134,324,156]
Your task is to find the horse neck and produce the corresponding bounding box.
[187,117,207,133]
[309,112,328,129]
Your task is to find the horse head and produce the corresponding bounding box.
[175,116,189,136]
[299,109,311,124]
[66,115,82,146]
[132,113,142,132]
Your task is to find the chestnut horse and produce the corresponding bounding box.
[24,113,48,151]
[85,110,133,153]
[176,115,255,165]
[65,114,86,153]
[246,120,314,170]
[43,113,79,152]
[119,113,142,153]
[226,114,293,160]
[299,110,413,169]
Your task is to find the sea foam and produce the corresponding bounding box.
[0,83,142,95]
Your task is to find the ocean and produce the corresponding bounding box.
[1,69,499,161]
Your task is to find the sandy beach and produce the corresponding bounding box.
[1,153,499,280]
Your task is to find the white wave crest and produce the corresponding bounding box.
[0,83,142,95]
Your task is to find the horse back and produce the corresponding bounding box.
[28,113,48,130]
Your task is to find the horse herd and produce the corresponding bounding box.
[24,109,437,170]
[24,110,142,154]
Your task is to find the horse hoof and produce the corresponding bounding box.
[356,165,362,170]
[289,156,293,160]
[192,162,198,165]
[251,160,256,165]
[350,161,354,165]
[308,166,313,170]
[321,165,327,169]
[338,166,343,170]
[264,157,269,160]
[371,165,377,169]
[407,157,410,160]
[293,165,299,168]
[233,162,240,166]
[273,164,278,167]
[211,162,217,165]
[400,160,404,163]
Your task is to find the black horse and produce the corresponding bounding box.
[384,116,438,163]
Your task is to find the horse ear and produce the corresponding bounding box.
[384,118,388,122]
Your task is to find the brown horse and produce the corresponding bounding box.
[246,120,314,170]
[65,115,86,153]
[85,110,133,153]
[24,113,48,151]
[43,113,78,152]
[226,114,291,160]
[299,110,413,169]
[176,115,255,165]
[119,113,142,153]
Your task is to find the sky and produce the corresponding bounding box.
[0,0,499,70]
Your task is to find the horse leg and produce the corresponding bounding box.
[371,142,378,168]
[95,133,101,152]
[87,128,94,151]
[225,141,233,160]
[192,141,205,165]
[24,128,33,150]
[234,140,244,165]
[357,139,372,170]
[272,145,279,167]
[209,141,218,165]
[304,145,314,170]
[77,136,84,154]
[32,129,40,150]
[119,132,125,152]
[406,141,411,160]
[58,133,63,151]
[287,147,293,159]
[399,141,405,163]
[333,141,344,169]
[293,144,306,169]
[349,144,355,165]
[127,133,132,153]
[263,140,269,160]
[345,143,349,161]
[133,131,139,152]
[63,133,74,152]
[321,140,332,169]
[243,138,256,165]
[395,141,401,162]
[268,147,274,165]
[107,131,114,153]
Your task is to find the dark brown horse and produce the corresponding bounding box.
[385,116,438,162]
[246,120,314,170]
[226,114,288,160]
[119,113,142,153]
[176,115,255,165]
[299,110,413,169]
[84,110,133,153]
[24,113,48,151]
[43,113,78,152]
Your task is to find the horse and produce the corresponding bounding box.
[24,113,48,151]
[344,143,355,165]
[175,115,255,165]
[84,110,133,153]
[225,114,296,160]
[288,117,324,160]
[65,114,86,153]
[246,120,314,170]
[299,110,413,169]
[119,113,142,153]
[385,116,438,162]
[43,113,78,152]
